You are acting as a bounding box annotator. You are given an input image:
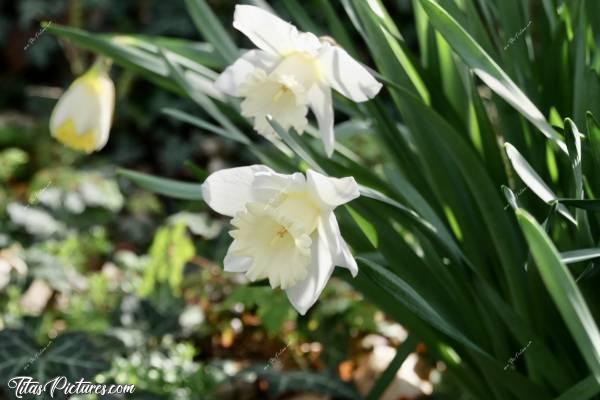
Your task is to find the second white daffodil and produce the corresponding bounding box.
[215,5,382,156]
[202,165,360,314]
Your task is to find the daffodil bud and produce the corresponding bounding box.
[50,59,115,153]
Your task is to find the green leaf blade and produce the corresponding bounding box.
[118,169,203,200]
[516,209,600,384]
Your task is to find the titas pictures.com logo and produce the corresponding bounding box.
[7,376,135,398]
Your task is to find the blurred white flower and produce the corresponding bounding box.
[20,279,53,316]
[0,246,27,290]
[7,203,65,237]
[36,187,62,209]
[49,59,115,153]
[0,263,11,291]
[202,165,360,314]
[78,177,124,211]
[179,305,206,333]
[215,5,382,156]
[0,234,8,248]
[168,211,223,239]
[64,192,85,214]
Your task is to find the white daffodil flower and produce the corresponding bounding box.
[215,5,382,156]
[202,165,360,314]
[50,59,115,153]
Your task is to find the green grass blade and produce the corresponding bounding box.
[565,118,595,245]
[505,143,576,224]
[269,121,323,173]
[516,209,600,384]
[158,48,249,145]
[47,24,180,94]
[586,112,600,196]
[351,0,430,103]
[161,108,246,144]
[184,0,238,64]
[346,206,378,248]
[319,0,358,56]
[356,257,478,349]
[280,0,322,36]
[554,375,600,400]
[357,257,548,399]
[122,34,223,69]
[118,169,203,200]
[365,335,417,400]
[556,199,600,211]
[561,249,600,264]
[417,0,566,153]
[565,118,584,199]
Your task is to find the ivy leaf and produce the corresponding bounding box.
[0,330,123,388]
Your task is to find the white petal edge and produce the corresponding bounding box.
[308,85,335,157]
[306,170,360,209]
[285,219,334,315]
[318,44,383,102]
[223,252,252,273]
[94,74,115,150]
[251,171,306,203]
[233,5,320,56]
[201,165,273,217]
[321,211,358,276]
[214,49,278,97]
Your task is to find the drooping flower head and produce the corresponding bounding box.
[50,58,115,153]
[202,165,360,314]
[215,5,382,156]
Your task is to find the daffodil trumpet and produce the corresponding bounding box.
[215,5,382,156]
[49,58,115,153]
[202,165,360,314]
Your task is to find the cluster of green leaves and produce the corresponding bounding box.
[0,112,220,399]
[96,337,220,399]
[0,330,123,388]
[44,0,600,399]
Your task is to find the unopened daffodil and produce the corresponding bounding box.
[202,165,360,314]
[50,59,115,153]
[215,5,382,156]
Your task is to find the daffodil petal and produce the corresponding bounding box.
[223,252,252,272]
[285,219,334,315]
[308,85,335,157]
[318,44,382,102]
[321,211,358,276]
[233,5,320,55]
[215,49,278,96]
[53,119,97,153]
[202,165,273,217]
[95,74,115,149]
[50,82,97,134]
[306,170,360,209]
[252,171,306,202]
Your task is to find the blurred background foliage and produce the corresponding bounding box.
[0,1,430,399]
[6,0,599,398]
